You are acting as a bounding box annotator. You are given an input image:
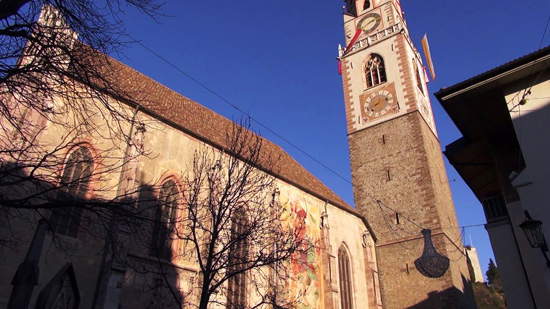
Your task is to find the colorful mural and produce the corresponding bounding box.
[280,194,322,309]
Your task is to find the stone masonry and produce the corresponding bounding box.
[348,111,476,308]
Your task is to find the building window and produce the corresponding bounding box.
[227,211,248,309]
[344,0,357,16]
[366,54,387,88]
[481,195,508,222]
[151,179,180,259]
[338,245,353,309]
[50,146,94,237]
[364,0,371,10]
[414,59,424,95]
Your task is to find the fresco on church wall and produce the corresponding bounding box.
[279,193,322,309]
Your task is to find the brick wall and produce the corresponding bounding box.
[348,111,475,308]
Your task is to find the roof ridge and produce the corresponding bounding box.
[87,47,355,211]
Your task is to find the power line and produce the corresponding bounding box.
[444,223,486,230]
[538,15,550,48]
[133,38,470,242]
[134,41,354,187]
[516,14,550,105]
[509,14,550,183]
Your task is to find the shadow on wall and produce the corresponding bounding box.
[407,275,476,309]
[119,183,191,309]
[0,162,187,309]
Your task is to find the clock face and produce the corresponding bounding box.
[357,13,382,34]
[363,90,394,118]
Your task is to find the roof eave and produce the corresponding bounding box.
[436,45,550,101]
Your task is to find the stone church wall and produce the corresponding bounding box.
[326,203,380,309]
[0,87,378,309]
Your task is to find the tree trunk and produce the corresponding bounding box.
[198,279,211,309]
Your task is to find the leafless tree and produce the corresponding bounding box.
[1,3,310,308]
[160,121,310,309]
[0,2,197,308]
[0,0,162,240]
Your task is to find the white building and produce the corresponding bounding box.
[437,46,550,309]
[465,246,484,283]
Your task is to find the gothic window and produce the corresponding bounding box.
[414,59,424,95]
[338,245,353,309]
[151,179,180,259]
[227,211,248,309]
[363,0,371,10]
[366,54,387,88]
[344,0,357,16]
[50,146,94,237]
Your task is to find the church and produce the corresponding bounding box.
[0,1,475,309]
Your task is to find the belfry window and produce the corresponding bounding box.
[364,0,371,10]
[366,54,387,88]
[151,179,180,259]
[414,59,424,95]
[50,146,94,237]
[344,0,357,16]
[338,245,354,309]
[227,211,248,309]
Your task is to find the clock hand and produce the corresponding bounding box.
[361,20,373,29]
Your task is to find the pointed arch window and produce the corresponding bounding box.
[151,179,180,259]
[414,59,424,95]
[366,54,387,88]
[338,245,354,309]
[227,211,248,309]
[344,0,357,16]
[364,0,371,10]
[51,146,94,237]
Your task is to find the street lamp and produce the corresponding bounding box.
[520,211,550,267]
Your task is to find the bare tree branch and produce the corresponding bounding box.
[168,120,310,309]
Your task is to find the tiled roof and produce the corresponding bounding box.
[82,46,360,216]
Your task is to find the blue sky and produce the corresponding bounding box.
[117,0,550,278]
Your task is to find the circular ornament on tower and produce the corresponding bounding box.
[363,89,394,118]
[357,13,382,34]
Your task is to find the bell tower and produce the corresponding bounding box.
[339,1,476,308]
